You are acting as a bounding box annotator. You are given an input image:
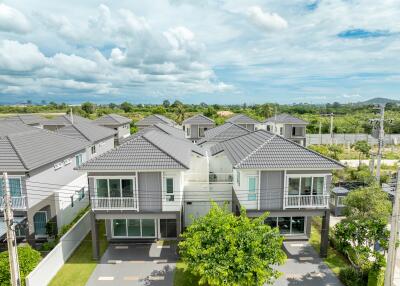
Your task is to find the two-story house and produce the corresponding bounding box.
[56,122,116,159]
[182,114,215,142]
[135,114,177,130]
[0,122,90,245]
[210,130,343,257]
[197,122,250,149]
[76,130,206,259]
[42,113,93,131]
[226,114,260,131]
[264,113,309,146]
[93,114,132,145]
[0,114,45,128]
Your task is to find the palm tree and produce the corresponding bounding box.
[175,104,186,124]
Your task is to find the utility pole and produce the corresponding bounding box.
[273,106,277,134]
[370,105,386,182]
[319,121,322,145]
[384,169,400,286]
[2,172,21,286]
[70,108,74,124]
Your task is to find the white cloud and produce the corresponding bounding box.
[0,4,31,33]
[0,40,47,71]
[247,6,288,32]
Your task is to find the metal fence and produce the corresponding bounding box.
[25,211,91,286]
[306,133,400,146]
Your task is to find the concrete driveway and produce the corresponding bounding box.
[273,242,343,286]
[86,242,178,286]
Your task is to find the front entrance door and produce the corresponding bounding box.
[160,219,177,238]
[33,211,47,237]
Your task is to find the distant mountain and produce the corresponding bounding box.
[359,97,400,105]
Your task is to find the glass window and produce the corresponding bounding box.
[279,127,283,135]
[266,125,271,131]
[96,179,108,197]
[278,217,291,234]
[113,219,127,236]
[288,178,300,195]
[313,177,324,195]
[248,177,257,201]
[236,171,240,186]
[122,179,133,197]
[166,178,174,202]
[330,194,336,205]
[109,179,121,197]
[78,188,85,200]
[75,154,83,166]
[141,219,155,237]
[160,219,177,238]
[8,178,22,197]
[91,145,96,155]
[337,196,345,206]
[265,217,277,228]
[186,127,190,136]
[127,219,141,236]
[291,217,305,234]
[300,177,312,195]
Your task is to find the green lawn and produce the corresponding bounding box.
[309,217,349,276]
[48,221,108,286]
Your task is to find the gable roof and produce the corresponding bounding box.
[42,114,93,126]
[0,129,89,172]
[211,130,343,170]
[119,123,185,145]
[56,122,116,143]
[226,114,259,124]
[77,130,204,171]
[94,114,131,126]
[0,114,45,125]
[182,114,215,125]
[197,122,250,145]
[264,113,308,124]
[135,114,176,127]
[0,121,36,137]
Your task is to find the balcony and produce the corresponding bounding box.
[91,197,138,211]
[284,194,329,209]
[209,173,233,184]
[0,196,27,210]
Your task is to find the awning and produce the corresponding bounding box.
[0,217,26,238]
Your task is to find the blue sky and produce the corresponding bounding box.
[0,0,399,104]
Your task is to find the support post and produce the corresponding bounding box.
[320,210,330,258]
[90,211,100,260]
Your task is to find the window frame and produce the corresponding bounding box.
[165,177,174,202]
[264,216,307,236]
[247,175,258,201]
[0,176,23,197]
[286,175,327,197]
[75,154,83,167]
[94,177,136,198]
[111,218,156,238]
[91,145,96,155]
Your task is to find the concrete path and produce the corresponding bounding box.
[86,242,178,286]
[273,242,343,286]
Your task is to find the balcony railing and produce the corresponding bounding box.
[209,173,233,184]
[91,197,138,211]
[0,196,27,210]
[284,194,329,209]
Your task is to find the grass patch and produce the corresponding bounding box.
[309,217,349,276]
[48,221,108,286]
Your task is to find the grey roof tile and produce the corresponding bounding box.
[135,114,176,126]
[0,122,36,137]
[77,130,204,171]
[42,114,93,126]
[119,123,185,144]
[211,130,343,170]
[264,113,308,124]
[0,114,45,125]
[56,122,116,143]
[226,114,259,124]
[197,122,250,145]
[94,114,132,126]
[182,114,215,125]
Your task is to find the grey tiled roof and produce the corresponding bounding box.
[0,114,45,125]
[119,123,185,144]
[42,114,93,126]
[211,130,343,169]
[56,122,116,143]
[77,130,204,171]
[0,129,89,172]
[197,122,250,145]
[226,114,259,124]
[0,122,36,137]
[264,113,308,124]
[135,114,176,127]
[94,114,131,126]
[182,114,215,125]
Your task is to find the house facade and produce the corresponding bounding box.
[263,113,309,146]
[226,114,260,131]
[135,114,177,130]
[94,114,131,145]
[182,114,215,142]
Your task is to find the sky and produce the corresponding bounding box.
[0,0,400,105]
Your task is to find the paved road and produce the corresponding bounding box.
[86,242,178,286]
[273,242,343,286]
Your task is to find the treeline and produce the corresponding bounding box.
[1,100,400,134]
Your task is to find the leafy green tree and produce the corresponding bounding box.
[171,100,183,108]
[179,203,286,286]
[108,103,117,109]
[175,104,186,124]
[0,245,41,286]
[352,140,371,167]
[327,144,343,160]
[120,101,133,113]
[256,104,274,118]
[152,106,166,114]
[203,107,216,117]
[162,100,170,108]
[81,101,95,114]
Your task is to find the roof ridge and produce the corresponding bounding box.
[70,124,92,141]
[4,136,29,171]
[234,132,276,168]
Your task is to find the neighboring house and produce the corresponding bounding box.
[182,114,215,142]
[42,113,93,131]
[0,123,90,244]
[329,187,349,216]
[56,122,116,159]
[120,123,186,144]
[197,122,250,149]
[93,114,132,145]
[76,130,207,259]
[135,114,177,130]
[263,113,309,146]
[226,114,260,131]
[210,130,343,256]
[0,114,45,128]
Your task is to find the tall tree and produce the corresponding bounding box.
[352,140,371,167]
[162,99,170,108]
[175,104,186,124]
[179,203,286,286]
[81,101,95,114]
[120,101,133,113]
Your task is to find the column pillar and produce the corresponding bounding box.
[90,211,100,260]
[320,210,330,258]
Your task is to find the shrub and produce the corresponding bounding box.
[339,266,367,286]
[368,267,384,286]
[39,240,58,252]
[0,245,41,286]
